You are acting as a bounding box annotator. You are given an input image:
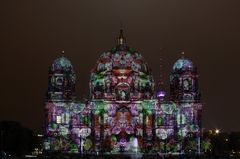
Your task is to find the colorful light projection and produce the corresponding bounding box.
[172,57,194,72]
[44,101,92,153]
[44,32,202,154]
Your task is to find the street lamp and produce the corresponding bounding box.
[215,129,220,134]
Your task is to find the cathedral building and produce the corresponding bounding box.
[44,30,202,154]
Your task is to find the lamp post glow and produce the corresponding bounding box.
[215,129,220,134]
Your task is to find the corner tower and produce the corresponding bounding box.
[44,52,79,152]
[170,53,202,153]
[170,53,200,102]
[46,52,76,101]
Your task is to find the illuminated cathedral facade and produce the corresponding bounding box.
[44,31,202,154]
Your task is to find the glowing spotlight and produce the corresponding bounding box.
[215,129,220,134]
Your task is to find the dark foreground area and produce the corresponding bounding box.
[2,154,240,159]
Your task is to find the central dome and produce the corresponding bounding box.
[94,30,149,74]
[95,46,149,74]
[90,30,154,100]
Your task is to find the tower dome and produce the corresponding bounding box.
[51,53,73,72]
[172,56,194,73]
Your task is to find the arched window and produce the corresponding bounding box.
[115,83,130,101]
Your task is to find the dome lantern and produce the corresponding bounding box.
[117,29,126,45]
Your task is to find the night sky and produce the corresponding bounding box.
[0,0,240,133]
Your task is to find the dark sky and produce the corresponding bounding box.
[0,0,240,133]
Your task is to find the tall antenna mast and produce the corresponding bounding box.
[157,48,166,100]
[158,48,164,87]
